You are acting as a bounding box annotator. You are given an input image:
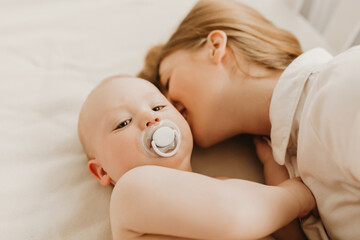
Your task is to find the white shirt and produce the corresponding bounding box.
[270,46,360,240]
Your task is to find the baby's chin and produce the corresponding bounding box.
[172,154,192,172]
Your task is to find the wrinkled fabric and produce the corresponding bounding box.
[270,46,360,240]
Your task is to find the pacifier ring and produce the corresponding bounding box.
[151,130,180,157]
[140,119,182,158]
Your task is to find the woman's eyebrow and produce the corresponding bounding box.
[158,70,164,84]
[158,70,169,89]
[158,64,168,83]
[156,72,161,87]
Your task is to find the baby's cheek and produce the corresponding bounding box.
[106,137,134,161]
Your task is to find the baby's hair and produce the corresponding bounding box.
[138,0,302,85]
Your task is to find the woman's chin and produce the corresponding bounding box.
[194,135,214,148]
[194,130,227,148]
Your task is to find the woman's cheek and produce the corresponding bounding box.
[191,120,215,148]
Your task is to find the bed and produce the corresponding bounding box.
[0,0,332,239]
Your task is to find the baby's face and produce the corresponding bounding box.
[79,77,193,184]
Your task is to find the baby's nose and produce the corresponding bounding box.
[140,110,162,130]
[146,117,160,127]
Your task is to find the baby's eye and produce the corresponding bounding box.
[115,119,131,130]
[152,105,165,111]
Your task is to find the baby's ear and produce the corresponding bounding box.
[88,159,112,186]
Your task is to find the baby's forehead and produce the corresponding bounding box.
[90,77,161,109]
[98,76,156,93]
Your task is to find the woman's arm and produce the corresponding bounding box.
[110,165,314,240]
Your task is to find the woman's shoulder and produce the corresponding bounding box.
[303,46,360,152]
[317,46,360,86]
[311,46,360,110]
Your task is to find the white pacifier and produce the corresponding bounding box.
[141,120,181,157]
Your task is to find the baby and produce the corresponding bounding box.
[78,75,315,240]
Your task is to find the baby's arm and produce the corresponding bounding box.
[253,136,307,240]
[110,165,314,240]
[253,136,289,185]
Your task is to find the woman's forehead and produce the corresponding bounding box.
[159,49,202,76]
[160,51,187,72]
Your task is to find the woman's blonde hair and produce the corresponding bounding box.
[138,0,302,85]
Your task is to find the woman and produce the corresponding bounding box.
[138,0,360,239]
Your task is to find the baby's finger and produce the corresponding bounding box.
[253,136,271,149]
[253,135,265,146]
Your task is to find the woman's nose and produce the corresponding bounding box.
[140,111,161,129]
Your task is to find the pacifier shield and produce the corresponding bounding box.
[140,119,181,158]
[152,126,175,147]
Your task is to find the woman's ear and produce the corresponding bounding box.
[88,159,112,186]
[206,30,228,64]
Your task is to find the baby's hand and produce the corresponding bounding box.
[279,177,316,218]
[253,136,274,165]
[253,136,289,185]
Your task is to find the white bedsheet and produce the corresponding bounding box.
[0,0,331,239]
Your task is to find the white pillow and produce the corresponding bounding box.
[0,0,330,239]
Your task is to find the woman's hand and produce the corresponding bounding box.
[253,136,289,186]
